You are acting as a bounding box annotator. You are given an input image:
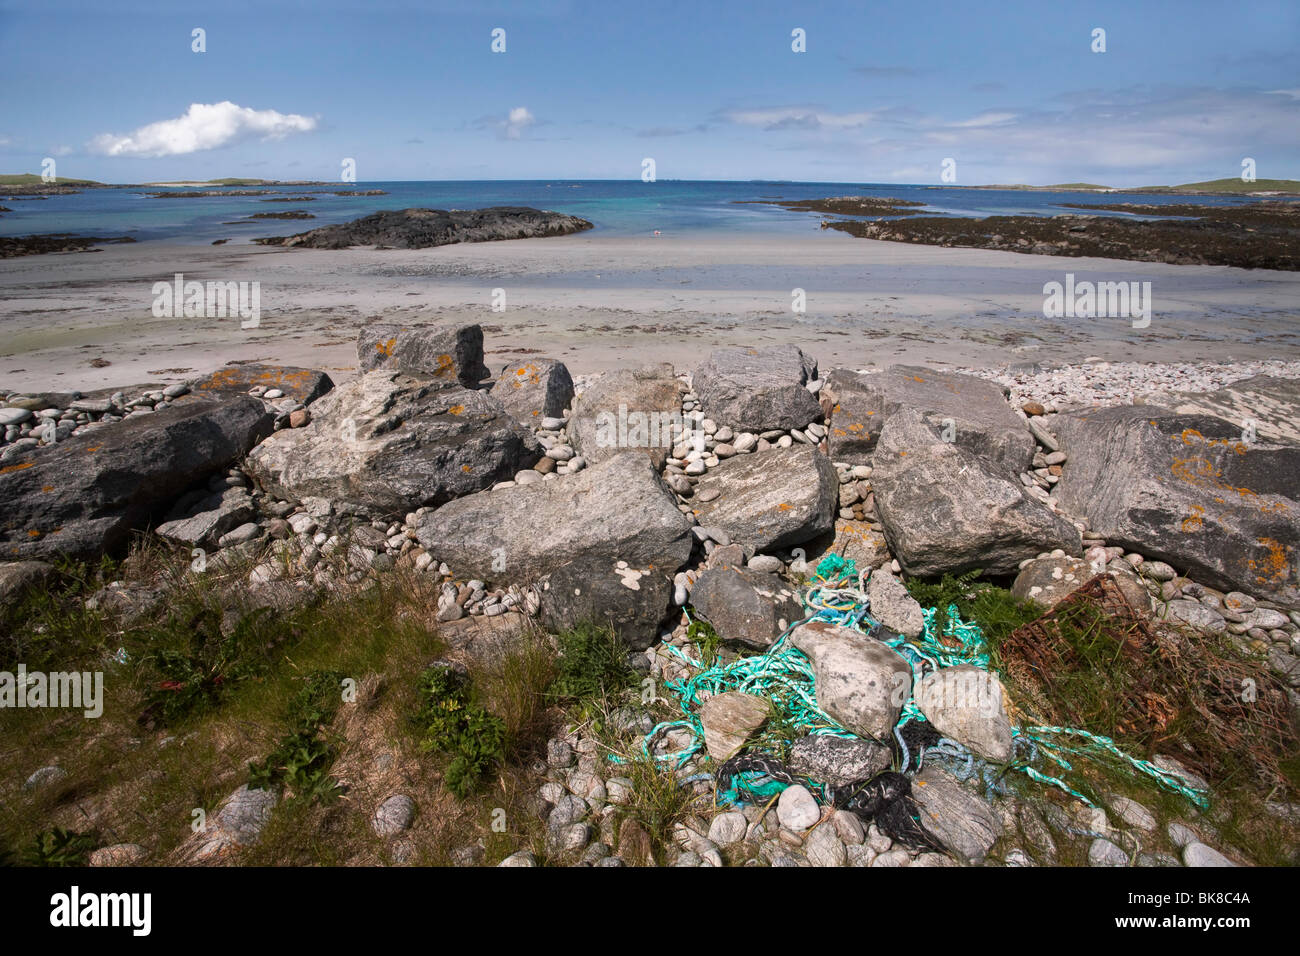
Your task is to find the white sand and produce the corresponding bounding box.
[1,232,1298,393]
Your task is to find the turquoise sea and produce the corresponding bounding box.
[0,179,1285,245]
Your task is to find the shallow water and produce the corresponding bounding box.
[0,179,1286,245]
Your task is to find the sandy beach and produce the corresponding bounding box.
[2,231,1299,394]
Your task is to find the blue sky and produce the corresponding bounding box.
[2,0,1297,185]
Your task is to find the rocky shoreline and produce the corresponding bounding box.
[3,321,1297,868]
[766,197,1300,270]
[254,206,595,249]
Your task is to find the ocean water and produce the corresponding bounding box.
[0,179,1284,245]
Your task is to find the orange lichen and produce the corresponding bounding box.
[376,338,397,358]
[1181,506,1204,533]
[1246,537,1291,587]
[0,462,34,474]
[434,354,455,377]
[448,405,465,416]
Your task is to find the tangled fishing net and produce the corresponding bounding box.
[634,554,1246,848]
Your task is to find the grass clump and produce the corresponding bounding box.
[549,622,637,702]
[413,665,506,799]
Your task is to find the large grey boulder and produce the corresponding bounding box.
[872,410,1081,577]
[911,768,1001,864]
[415,452,694,587]
[0,396,273,561]
[1150,374,1300,445]
[788,621,912,739]
[691,345,821,432]
[690,445,838,552]
[491,359,574,424]
[824,365,1034,474]
[246,370,539,516]
[914,665,1014,762]
[1052,406,1300,605]
[357,322,490,386]
[690,565,803,648]
[567,364,683,468]
[540,556,676,650]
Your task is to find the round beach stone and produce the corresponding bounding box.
[776,784,821,832]
[372,794,416,836]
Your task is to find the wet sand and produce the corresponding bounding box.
[1,231,1298,393]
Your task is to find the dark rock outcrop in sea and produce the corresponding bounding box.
[255,206,594,249]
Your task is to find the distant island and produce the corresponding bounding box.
[954,178,1300,197]
[3,173,1298,197]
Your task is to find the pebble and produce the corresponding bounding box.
[776,784,821,831]
[803,824,847,867]
[23,765,67,790]
[708,812,748,846]
[1183,842,1237,867]
[372,794,416,836]
[1088,837,1129,867]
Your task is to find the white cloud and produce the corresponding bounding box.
[505,106,535,139]
[89,102,317,157]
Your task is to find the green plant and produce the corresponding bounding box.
[413,666,506,799]
[549,622,636,702]
[686,617,721,668]
[22,827,99,867]
[134,601,301,725]
[904,570,1040,647]
[248,670,344,803]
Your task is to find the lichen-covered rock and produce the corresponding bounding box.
[416,452,694,586]
[492,359,574,424]
[246,370,539,515]
[872,410,1081,576]
[824,365,1034,474]
[1,396,273,561]
[1053,406,1300,605]
[691,445,838,552]
[357,321,490,386]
